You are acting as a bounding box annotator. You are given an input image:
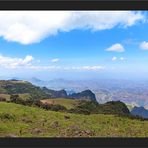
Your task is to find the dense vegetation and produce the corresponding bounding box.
[9,94,67,112]
[9,94,144,122]
[68,100,130,115]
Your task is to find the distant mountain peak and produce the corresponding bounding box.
[69,89,97,102]
[131,106,148,119]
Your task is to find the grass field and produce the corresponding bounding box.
[0,102,148,137]
[0,93,31,101]
[41,98,79,109]
[18,93,31,100]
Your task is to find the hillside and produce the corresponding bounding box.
[67,100,130,115]
[0,102,148,137]
[0,80,97,102]
[40,98,79,109]
[0,80,50,100]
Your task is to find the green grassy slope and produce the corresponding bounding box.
[0,80,51,100]
[41,98,79,109]
[0,102,148,137]
[0,93,31,101]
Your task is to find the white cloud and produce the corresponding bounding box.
[23,55,34,64]
[140,41,148,50]
[111,56,117,61]
[29,65,105,71]
[106,43,125,52]
[29,65,61,71]
[0,11,145,44]
[83,66,105,71]
[0,54,105,72]
[51,58,59,63]
[111,56,126,61]
[120,57,125,60]
[0,54,34,69]
[72,66,105,71]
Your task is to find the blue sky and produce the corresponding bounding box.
[0,11,148,80]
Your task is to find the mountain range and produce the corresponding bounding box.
[131,106,148,119]
[25,77,148,109]
[0,79,97,102]
[1,79,148,119]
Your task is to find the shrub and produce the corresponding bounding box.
[50,104,67,111]
[10,94,21,103]
[0,97,6,102]
[0,113,15,121]
[33,101,67,112]
[68,100,98,115]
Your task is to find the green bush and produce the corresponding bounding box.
[50,104,67,111]
[40,103,67,111]
[68,100,98,115]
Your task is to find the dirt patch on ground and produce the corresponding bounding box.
[41,100,55,105]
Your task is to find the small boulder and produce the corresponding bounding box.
[5,134,18,137]
[31,128,42,134]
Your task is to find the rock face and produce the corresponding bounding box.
[69,90,97,102]
[131,106,148,119]
[42,87,68,98]
[50,90,68,98]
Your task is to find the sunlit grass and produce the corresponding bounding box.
[0,102,148,137]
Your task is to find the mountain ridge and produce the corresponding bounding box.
[131,106,148,119]
[0,80,97,102]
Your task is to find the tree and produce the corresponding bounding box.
[10,94,22,104]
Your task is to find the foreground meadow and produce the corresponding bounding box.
[0,102,148,137]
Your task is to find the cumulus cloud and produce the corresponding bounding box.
[23,55,34,64]
[0,11,145,44]
[0,54,105,72]
[111,56,117,61]
[140,41,148,50]
[106,43,125,52]
[51,58,60,63]
[0,55,34,69]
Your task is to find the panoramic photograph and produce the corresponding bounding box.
[0,11,148,137]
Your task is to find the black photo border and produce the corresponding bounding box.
[0,0,148,148]
[0,0,148,10]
